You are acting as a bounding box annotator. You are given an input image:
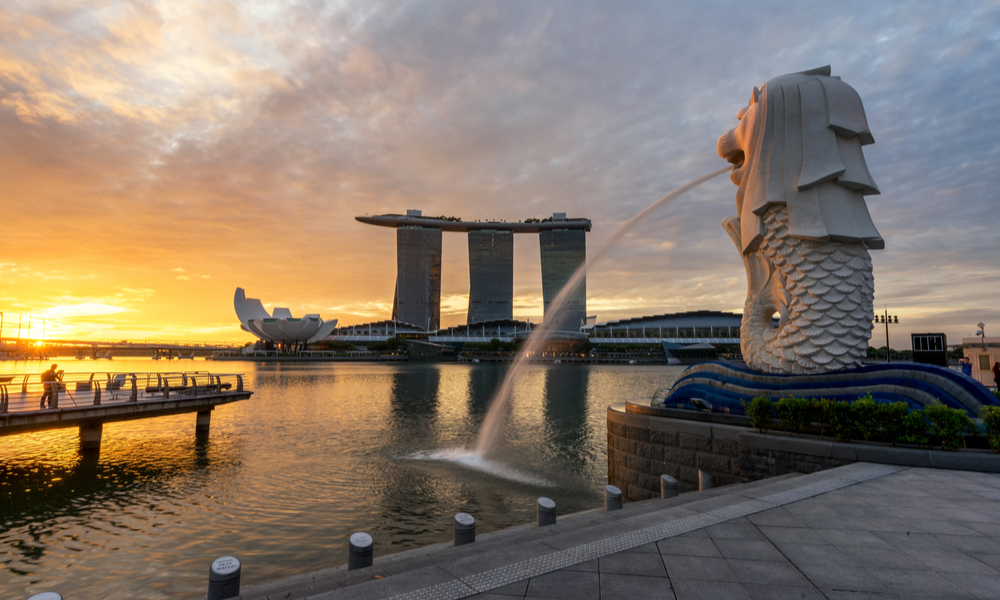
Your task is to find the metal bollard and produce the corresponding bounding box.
[604,485,623,512]
[207,556,241,600]
[348,532,374,570]
[661,474,678,499]
[536,497,557,527]
[454,513,476,546]
[699,469,714,491]
[27,593,63,600]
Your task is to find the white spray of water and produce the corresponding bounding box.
[406,449,554,487]
[474,166,732,456]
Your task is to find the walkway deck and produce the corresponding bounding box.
[0,371,251,447]
[223,463,1000,600]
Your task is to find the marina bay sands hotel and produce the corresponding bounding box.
[356,210,591,331]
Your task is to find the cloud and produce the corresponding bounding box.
[0,1,998,347]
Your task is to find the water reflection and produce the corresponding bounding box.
[0,360,683,599]
[389,366,442,423]
[465,364,506,417]
[543,366,596,475]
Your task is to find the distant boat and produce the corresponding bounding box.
[177,351,195,359]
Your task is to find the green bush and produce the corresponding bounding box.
[878,402,910,447]
[924,402,975,450]
[827,401,854,442]
[776,396,812,436]
[851,395,880,444]
[811,398,832,439]
[742,396,774,434]
[979,406,1000,453]
[903,409,930,447]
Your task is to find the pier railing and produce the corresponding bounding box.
[0,370,246,414]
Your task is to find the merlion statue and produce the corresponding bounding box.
[716,66,882,374]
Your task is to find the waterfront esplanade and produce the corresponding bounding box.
[356,210,591,331]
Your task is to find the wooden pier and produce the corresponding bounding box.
[0,371,251,450]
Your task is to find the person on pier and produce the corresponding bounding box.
[39,363,63,409]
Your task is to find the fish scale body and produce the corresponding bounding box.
[742,206,874,374]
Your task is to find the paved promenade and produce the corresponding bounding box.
[229,463,1000,600]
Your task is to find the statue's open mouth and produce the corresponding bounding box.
[726,150,745,168]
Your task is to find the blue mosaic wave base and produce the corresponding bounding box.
[660,361,999,417]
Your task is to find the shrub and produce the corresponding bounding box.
[924,402,975,450]
[742,396,774,434]
[903,409,930,447]
[851,394,880,444]
[827,401,854,442]
[776,396,812,436]
[878,402,910,447]
[979,406,1000,453]
[811,398,832,439]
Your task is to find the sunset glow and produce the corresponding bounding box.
[3,2,998,347]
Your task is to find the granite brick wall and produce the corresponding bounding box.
[608,406,1000,501]
[607,408,743,500]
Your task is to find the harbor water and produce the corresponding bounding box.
[0,359,683,599]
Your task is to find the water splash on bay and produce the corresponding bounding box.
[474,166,732,456]
[405,449,554,487]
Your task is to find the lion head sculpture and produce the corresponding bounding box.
[717,65,883,255]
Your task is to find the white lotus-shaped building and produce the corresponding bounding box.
[234,288,339,344]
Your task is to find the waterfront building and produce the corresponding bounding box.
[585,310,744,341]
[233,288,339,347]
[468,229,514,323]
[357,210,591,330]
[393,226,442,331]
[539,224,587,331]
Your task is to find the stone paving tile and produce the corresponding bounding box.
[841,544,926,570]
[598,551,668,577]
[795,563,890,593]
[962,521,1000,537]
[598,573,674,600]
[484,579,529,596]
[970,553,1000,570]
[704,521,768,542]
[561,558,597,572]
[812,528,894,548]
[901,547,1000,574]
[819,590,897,600]
[712,539,786,561]
[742,582,827,600]
[725,559,811,586]
[776,542,856,567]
[438,541,557,579]
[745,507,806,528]
[662,555,739,582]
[523,570,600,599]
[906,518,982,535]
[627,542,661,553]
[657,536,722,558]
[757,525,827,545]
[467,594,525,600]
[935,534,1000,554]
[940,570,1000,599]
[864,566,971,597]
[671,579,750,600]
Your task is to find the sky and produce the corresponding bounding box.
[1,0,998,347]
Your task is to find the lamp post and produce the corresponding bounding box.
[874,310,899,363]
[977,322,986,348]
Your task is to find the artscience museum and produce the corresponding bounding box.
[234,288,338,348]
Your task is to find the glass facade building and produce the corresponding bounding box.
[467,230,514,324]
[392,227,442,331]
[539,228,587,331]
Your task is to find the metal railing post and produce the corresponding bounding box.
[93,382,102,405]
[130,375,138,402]
[236,375,243,392]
